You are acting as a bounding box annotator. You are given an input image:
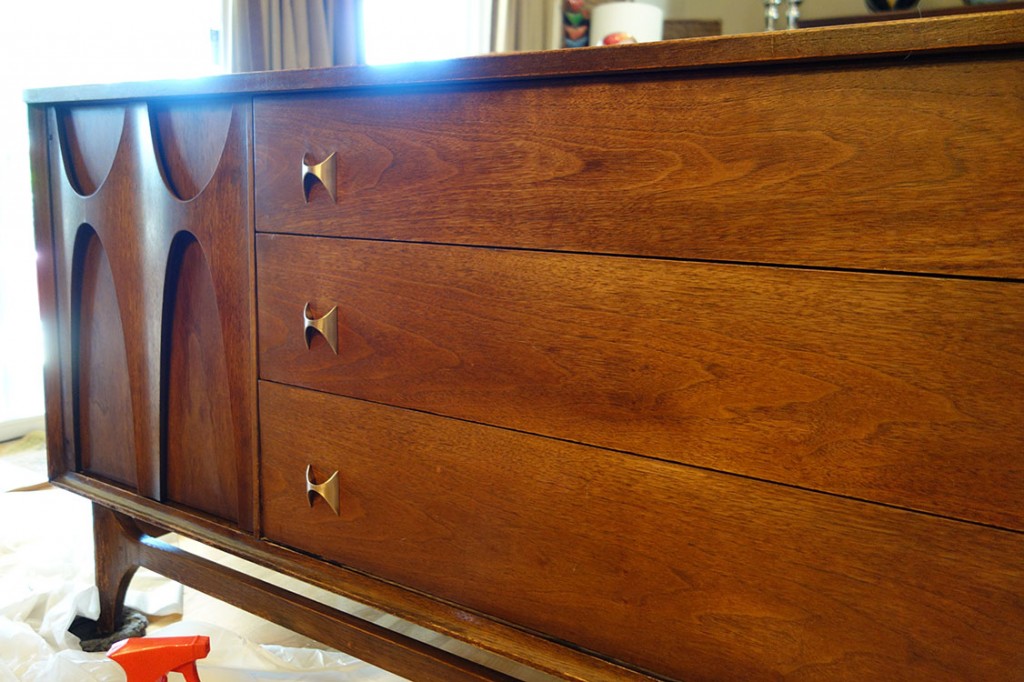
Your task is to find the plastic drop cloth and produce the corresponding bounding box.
[0,483,404,681]
[0,619,405,681]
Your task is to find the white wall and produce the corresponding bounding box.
[665,0,965,35]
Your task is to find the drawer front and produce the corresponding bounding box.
[260,381,1024,682]
[257,234,1024,531]
[253,57,1024,278]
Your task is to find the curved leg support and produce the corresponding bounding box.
[93,503,143,634]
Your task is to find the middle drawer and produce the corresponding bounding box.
[256,233,1024,530]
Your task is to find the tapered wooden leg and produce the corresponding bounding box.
[92,503,143,634]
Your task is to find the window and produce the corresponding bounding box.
[362,0,492,65]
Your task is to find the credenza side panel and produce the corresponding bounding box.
[46,99,257,529]
[28,105,67,481]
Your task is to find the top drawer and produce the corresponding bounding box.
[254,57,1024,278]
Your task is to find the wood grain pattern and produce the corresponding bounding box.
[164,235,239,522]
[257,235,1024,531]
[260,382,1024,682]
[64,473,656,682]
[55,105,125,196]
[91,503,521,682]
[24,11,1024,104]
[72,227,137,486]
[47,102,257,528]
[29,15,1024,682]
[92,504,143,633]
[150,100,235,200]
[254,55,1024,278]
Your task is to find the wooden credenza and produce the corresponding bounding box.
[27,11,1024,681]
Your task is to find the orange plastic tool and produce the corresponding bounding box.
[107,635,210,682]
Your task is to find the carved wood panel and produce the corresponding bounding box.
[48,100,256,528]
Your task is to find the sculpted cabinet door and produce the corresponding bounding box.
[47,99,256,529]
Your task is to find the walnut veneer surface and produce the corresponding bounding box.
[27,11,1024,681]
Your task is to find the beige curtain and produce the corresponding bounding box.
[229,0,361,72]
[491,0,562,53]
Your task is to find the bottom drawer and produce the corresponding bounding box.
[259,381,1024,681]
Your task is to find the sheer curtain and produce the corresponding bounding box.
[229,0,560,72]
[491,0,562,53]
[227,0,362,71]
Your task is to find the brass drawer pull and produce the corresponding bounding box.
[301,152,337,203]
[305,464,340,515]
[303,302,339,354]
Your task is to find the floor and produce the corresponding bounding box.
[0,434,557,681]
[0,433,406,681]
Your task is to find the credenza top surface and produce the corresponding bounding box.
[24,9,1024,105]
